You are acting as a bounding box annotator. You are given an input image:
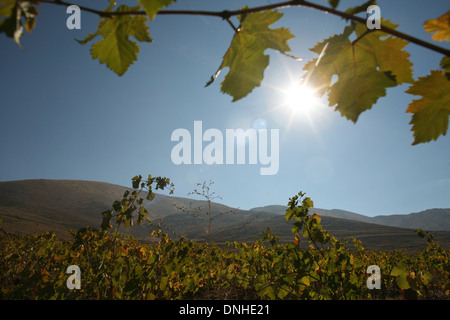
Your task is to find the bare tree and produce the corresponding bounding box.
[173,180,257,242]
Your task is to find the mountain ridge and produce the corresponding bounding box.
[1,179,449,250]
[249,205,450,231]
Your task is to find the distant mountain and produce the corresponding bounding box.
[250,205,450,231]
[0,179,129,239]
[1,179,450,250]
[250,206,375,224]
[372,209,450,231]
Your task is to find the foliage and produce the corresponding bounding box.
[1,0,449,145]
[205,8,294,101]
[1,181,448,300]
[100,174,174,231]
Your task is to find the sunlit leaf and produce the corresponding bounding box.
[327,0,340,9]
[303,21,412,122]
[80,5,152,76]
[345,0,377,16]
[207,9,294,101]
[424,11,450,42]
[405,70,450,145]
[138,0,176,20]
[441,55,450,80]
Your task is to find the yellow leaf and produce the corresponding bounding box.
[424,11,450,41]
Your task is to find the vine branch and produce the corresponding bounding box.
[35,0,450,56]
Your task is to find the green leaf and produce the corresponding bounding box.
[345,0,377,16]
[262,286,276,299]
[395,275,411,290]
[441,56,450,80]
[147,192,155,201]
[405,70,450,145]
[160,276,168,291]
[327,0,340,9]
[424,11,450,42]
[291,222,301,235]
[390,264,411,289]
[285,208,295,221]
[132,175,142,189]
[302,197,314,210]
[353,21,414,84]
[86,5,152,76]
[390,264,408,277]
[0,0,15,37]
[421,270,433,285]
[101,210,113,230]
[303,21,412,122]
[208,9,294,101]
[0,0,39,48]
[138,0,176,20]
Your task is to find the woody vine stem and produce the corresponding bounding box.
[35,0,450,57]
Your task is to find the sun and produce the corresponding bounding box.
[283,83,320,115]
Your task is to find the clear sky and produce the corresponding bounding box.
[1,0,449,217]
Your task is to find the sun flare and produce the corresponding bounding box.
[284,84,320,115]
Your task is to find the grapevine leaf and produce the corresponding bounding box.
[390,264,407,276]
[85,5,152,76]
[441,56,450,80]
[303,21,412,122]
[424,11,450,42]
[101,210,113,230]
[405,70,450,145]
[345,0,377,16]
[0,0,39,48]
[138,0,176,20]
[285,208,295,221]
[353,21,414,84]
[207,9,294,101]
[132,175,142,189]
[396,275,411,290]
[327,0,340,9]
[160,276,168,291]
[147,191,155,201]
[0,1,15,42]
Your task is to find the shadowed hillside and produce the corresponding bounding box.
[1,179,450,250]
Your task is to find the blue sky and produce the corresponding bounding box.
[1,0,449,217]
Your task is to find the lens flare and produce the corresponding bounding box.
[284,84,320,115]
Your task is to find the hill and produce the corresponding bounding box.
[1,179,450,250]
[250,205,450,231]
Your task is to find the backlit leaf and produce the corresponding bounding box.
[303,21,412,122]
[345,0,377,16]
[138,0,176,20]
[441,55,450,80]
[0,0,39,48]
[207,9,294,101]
[405,70,450,145]
[327,0,340,9]
[82,5,152,76]
[424,11,450,42]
